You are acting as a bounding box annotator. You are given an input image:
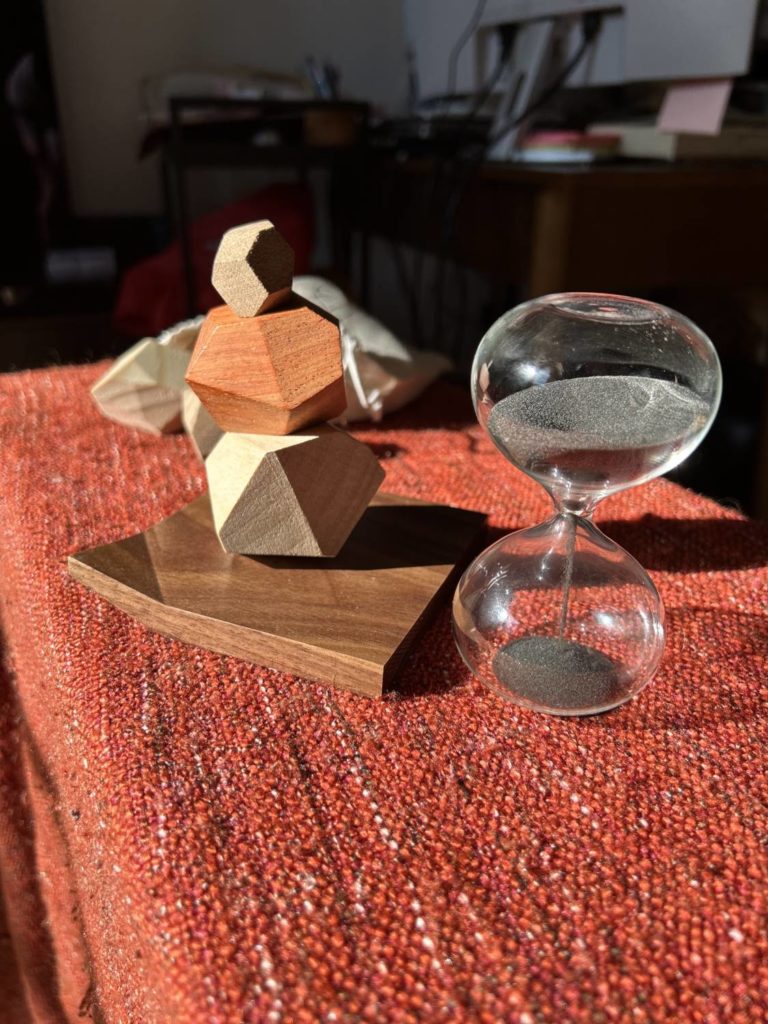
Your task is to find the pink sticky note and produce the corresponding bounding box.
[658,79,733,136]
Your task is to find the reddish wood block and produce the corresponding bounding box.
[185,300,346,434]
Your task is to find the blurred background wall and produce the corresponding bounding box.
[43,0,408,215]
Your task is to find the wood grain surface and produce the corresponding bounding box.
[185,301,345,434]
[68,492,487,696]
[206,426,385,556]
[211,219,294,317]
[181,387,223,460]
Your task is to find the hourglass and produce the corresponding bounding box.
[453,293,722,715]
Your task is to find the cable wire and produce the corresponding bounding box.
[432,12,603,358]
[487,12,602,147]
[447,0,488,98]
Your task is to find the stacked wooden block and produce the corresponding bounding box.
[185,221,384,557]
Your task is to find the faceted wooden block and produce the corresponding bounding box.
[91,338,189,435]
[211,220,294,317]
[181,388,223,460]
[205,425,385,556]
[185,300,346,434]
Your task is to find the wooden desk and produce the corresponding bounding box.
[359,157,768,297]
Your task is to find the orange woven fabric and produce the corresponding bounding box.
[0,363,767,1024]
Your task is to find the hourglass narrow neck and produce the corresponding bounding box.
[551,492,598,518]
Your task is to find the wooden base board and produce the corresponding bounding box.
[68,493,486,696]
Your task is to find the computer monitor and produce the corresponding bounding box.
[478,0,759,84]
[404,0,761,156]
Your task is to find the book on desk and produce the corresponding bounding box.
[590,119,768,161]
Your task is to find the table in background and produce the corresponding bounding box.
[358,157,768,296]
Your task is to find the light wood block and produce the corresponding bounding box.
[181,388,223,460]
[91,339,190,435]
[206,425,385,556]
[185,300,346,434]
[211,220,294,317]
[67,492,487,697]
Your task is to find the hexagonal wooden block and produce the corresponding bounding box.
[185,300,346,434]
[205,425,385,556]
[91,338,190,435]
[181,387,223,460]
[211,220,294,317]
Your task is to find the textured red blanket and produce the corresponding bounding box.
[0,365,766,1023]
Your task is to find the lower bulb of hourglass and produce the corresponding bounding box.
[452,515,665,716]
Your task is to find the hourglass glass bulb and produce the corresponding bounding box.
[453,514,665,715]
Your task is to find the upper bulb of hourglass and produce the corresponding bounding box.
[473,293,722,510]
